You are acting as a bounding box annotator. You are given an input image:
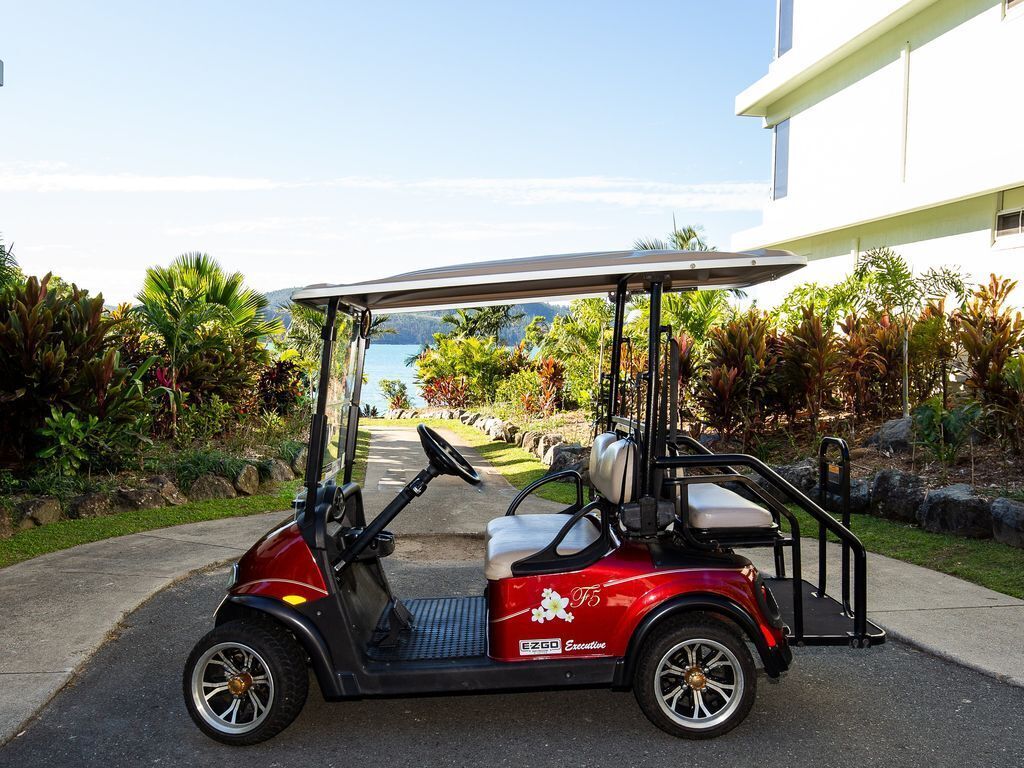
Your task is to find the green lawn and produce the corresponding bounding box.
[783,506,1024,600]
[361,418,579,506]
[0,430,371,570]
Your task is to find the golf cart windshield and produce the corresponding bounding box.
[316,309,363,485]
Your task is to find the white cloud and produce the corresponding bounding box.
[0,162,768,211]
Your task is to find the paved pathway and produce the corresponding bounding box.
[0,425,1021,746]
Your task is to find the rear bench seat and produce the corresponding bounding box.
[686,483,773,529]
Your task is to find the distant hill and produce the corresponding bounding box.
[263,288,565,346]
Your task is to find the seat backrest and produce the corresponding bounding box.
[590,433,636,505]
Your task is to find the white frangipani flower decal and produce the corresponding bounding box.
[530,589,575,623]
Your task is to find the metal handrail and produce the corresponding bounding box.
[654,452,869,644]
[818,437,853,614]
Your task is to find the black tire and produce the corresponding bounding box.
[183,619,308,746]
[633,617,757,739]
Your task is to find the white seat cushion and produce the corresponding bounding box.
[485,513,597,541]
[590,435,636,504]
[485,518,601,581]
[687,484,773,529]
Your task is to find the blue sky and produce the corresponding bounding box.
[0,1,777,303]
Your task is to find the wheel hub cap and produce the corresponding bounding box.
[227,672,253,696]
[684,667,707,690]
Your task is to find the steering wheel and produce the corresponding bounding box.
[417,424,481,485]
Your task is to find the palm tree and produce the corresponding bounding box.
[139,252,283,342]
[854,248,968,417]
[0,237,22,294]
[134,287,233,430]
[439,305,524,340]
[633,220,712,252]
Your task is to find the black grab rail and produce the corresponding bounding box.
[654,452,870,646]
[818,437,853,615]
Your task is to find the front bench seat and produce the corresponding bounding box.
[686,483,773,529]
[485,517,601,580]
[484,433,627,580]
[484,431,619,543]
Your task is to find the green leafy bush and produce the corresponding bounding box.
[496,369,544,415]
[0,275,151,468]
[380,379,411,410]
[176,394,234,448]
[912,398,982,467]
[172,450,250,491]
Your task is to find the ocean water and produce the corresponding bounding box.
[361,343,424,413]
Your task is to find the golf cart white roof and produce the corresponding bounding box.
[291,248,805,313]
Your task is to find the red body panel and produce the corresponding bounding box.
[488,541,779,662]
[231,521,328,603]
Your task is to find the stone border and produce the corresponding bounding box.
[0,447,308,538]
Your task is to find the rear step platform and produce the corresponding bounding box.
[368,596,487,662]
[765,578,886,647]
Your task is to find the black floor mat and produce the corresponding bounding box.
[367,596,487,662]
[765,578,884,642]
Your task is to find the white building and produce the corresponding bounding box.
[733,0,1024,293]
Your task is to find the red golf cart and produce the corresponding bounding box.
[183,249,884,744]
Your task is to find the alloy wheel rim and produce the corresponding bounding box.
[654,637,743,729]
[191,642,275,734]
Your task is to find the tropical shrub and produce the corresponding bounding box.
[422,376,470,408]
[417,336,525,404]
[380,379,411,410]
[0,275,151,467]
[699,310,774,445]
[496,369,544,416]
[778,306,841,434]
[176,394,234,448]
[540,298,612,407]
[254,358,304,415]
[912,398,982,467]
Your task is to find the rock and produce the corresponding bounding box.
[147,475,186,506]
[504,425,520,443]
[537,433,565,460]
[916,484,992,538]
[267,459,295,483]
[849,447,872,460]
[234,464,260,496]
[870,469,926,521]
[514,430,525,447]
[545,444,589,477]
[461,412,479,426]
[290,446,308,476]
[849,477,871,514]
[991,498,1024,548]
[485,419,506,440]
[822,477,873,515]
[17,497,62,528]
[521,431,541,454]
[776,459,818,492]
[866,417,913,454]
[117,486,165,510]
[189,474,237,501]
[68,492,116,519]
[0,511,11,540]
[698,432,722,449]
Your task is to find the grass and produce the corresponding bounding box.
[0,430,371,570]
[362,418,579,506]
[783,506,1024,599]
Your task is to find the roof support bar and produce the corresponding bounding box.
[302,297,339,536]
[641,278,664,496]
[606,279,628,432]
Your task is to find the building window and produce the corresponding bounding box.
[777,0,794,57]
[773,119,790,200]
[997,209,1024,238]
